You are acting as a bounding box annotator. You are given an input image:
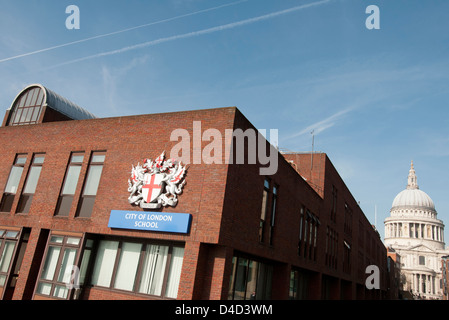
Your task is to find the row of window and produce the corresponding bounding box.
[0,151,105,218]
[34,232,185,300]
[260,180,351,269]
[0,226,186,300]
[325,226,338,269]
[298,208,320,261]
[259,179,384,277]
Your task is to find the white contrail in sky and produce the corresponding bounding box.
[0,0,248,64]
[285,106,354,140]
[49,0,332,68]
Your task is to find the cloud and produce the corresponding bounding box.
[46,0,332,69]
[284,105,355,140]
[100,55,150,115]
[0,0,249,64]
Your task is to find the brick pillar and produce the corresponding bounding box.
[13,228,49,300]
[177,240,201,300]
[271,263,290,299]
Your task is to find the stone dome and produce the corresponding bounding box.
[391,188,435,211]
[390,161,436,212]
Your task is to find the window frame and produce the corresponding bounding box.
[16,153,45,214]
[343,240,352,274]
[34,231,84,300]
[227,254,273,300]
[55,152,85,217]
[268,184,278,246]
[259,179,270,243]
[88,237,185,300]
[419,255,425,266]
[298,207,304,256]
[0,228,21,291]
[331,185,337,222]
[75,151,106,218]
[289,268,310,300]
[7,87,45,126]
[0,154,27,212]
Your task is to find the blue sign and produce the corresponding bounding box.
[108,210,192,234]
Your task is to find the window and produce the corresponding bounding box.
[298,207,304,256]
[331,185,337,222]
[289,268,310,300]
[35,233,82,299]
[137,244,167,295]
[75,152,105,218]
[344,203,352,235]
[0,155,27,212]
[228,255,273,300]
[0,229,20,289]
[326,226,338,269]
[419,256,425,266]
[7,87,45,126]
[343,240,351,274]
[300,210,320,261]
[259,179,270,242]
[90,239,184,299]
[268,185,278,245]
[55,153,84,216]
[16,154,45,213]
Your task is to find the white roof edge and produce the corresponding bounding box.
[7,83,96,120]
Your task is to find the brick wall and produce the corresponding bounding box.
[0,105,392,300]
[0,107,237,300]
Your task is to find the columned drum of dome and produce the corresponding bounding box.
[384,161,449,299]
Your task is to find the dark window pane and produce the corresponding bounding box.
[76,197,96,218]
[0,194,15,212]
[16,194,33,213]
[54,195,74,217]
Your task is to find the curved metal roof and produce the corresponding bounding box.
[8,84,96,120]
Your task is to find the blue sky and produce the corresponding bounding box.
[1,0,449,243]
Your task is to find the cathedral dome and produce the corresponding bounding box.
[392,189,435,210]
[390,161,435,212]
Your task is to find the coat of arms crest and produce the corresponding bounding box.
[127,151,187,209]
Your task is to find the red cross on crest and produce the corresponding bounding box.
[142,173,164,203]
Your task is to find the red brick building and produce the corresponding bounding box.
[0,84,392,300]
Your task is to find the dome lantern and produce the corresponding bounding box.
[407,160,418,190]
